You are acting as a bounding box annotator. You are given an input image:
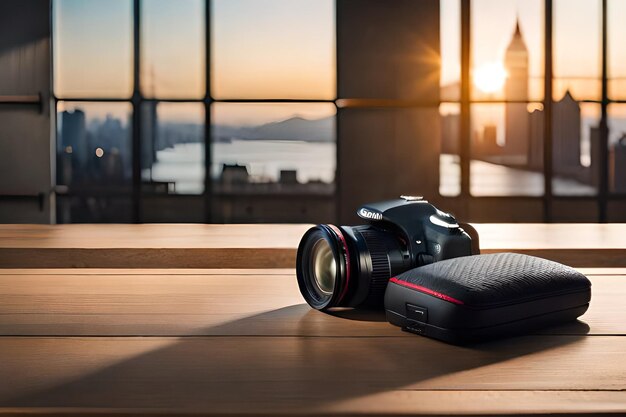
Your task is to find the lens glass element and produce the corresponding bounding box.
[311,238,336,295]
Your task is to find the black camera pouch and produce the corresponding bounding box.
[384,253,591,344]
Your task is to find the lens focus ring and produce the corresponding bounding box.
[356,228,394,306]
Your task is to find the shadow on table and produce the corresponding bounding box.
[325,306,388,322]
[0,304,590,411]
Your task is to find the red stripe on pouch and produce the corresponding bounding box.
[389,277,464,305]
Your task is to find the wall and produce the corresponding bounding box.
[0,0,52,223]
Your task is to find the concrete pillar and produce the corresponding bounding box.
[337,0,440,223]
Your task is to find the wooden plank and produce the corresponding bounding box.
[0,224,309,249]
[0,224,308,269]
[319,390,626,417]
[473,223,626,250]
[0,272,398,337]
[0,268,295,276]
[0,336,624,413]
[475,224,626,267]
[1,391,626,416]
[0,247,295,269]
[1,224,625,268]
[480,248,626,268]
[0,273,621,336]
[0,267,619,276]
[0,268,609,284]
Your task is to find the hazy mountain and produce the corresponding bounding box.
[214,116,334,142]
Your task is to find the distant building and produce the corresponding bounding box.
[527,107,543,171]
[552,91,582,177]
[481,124,500,156]
[441,113,459,155]
[589,127,602,188]
[611,136,626,192]
[279,170,299,184]
[97,115,125,150]
[142,102,158,171]
[472,123,500,158]
[529,91,590,182]
[221,164,249,185]
[504,20,530,164]
[60,109,87,168]
[103,147,125,182]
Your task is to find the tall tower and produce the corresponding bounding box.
[504,19,530,164]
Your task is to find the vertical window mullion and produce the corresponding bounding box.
[132,0,142,223]
[204,0,212,223]
[543,0,554,222]
[460,0,471,198]
[599,0,609,221]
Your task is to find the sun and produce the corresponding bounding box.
[473,62,508,94]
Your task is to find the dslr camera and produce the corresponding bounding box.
[296,196,475,310]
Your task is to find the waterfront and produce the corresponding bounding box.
[146,141,597,196]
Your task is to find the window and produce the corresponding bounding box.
[553,0,601,101]
[552,0,601,196]
[53,0,624,223]
[470,0,544,196]
[53,0,336,223]
[211,103,336,193]
[54,0,133,98]
[55,101,133,222]
[441,0,623,220]
[141,0,205,98]
[141,102,205,194]
[211,0,335,99]
[210,0,336,222]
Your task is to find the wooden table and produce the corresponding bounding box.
[0,224,625,416]
[1,223,625,268]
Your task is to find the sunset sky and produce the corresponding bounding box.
[53,0,626,123]
[211,0,335,100]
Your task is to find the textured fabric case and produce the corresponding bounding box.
[384,253,591,343]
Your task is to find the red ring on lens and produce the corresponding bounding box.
[328,224,351,303]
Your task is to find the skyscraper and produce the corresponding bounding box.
[504,20,530,164]
[60,109,87,168]
[553,91,582,176]
[611,137,626,192]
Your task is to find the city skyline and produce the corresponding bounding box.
[440,17,626,196]
[56,104,337,194]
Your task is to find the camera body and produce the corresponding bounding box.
[296,196,474,311]
[356,196,472,267]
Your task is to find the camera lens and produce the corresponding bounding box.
[311,239,336,295]
[296,224,350,310]
[296,224,409,311]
